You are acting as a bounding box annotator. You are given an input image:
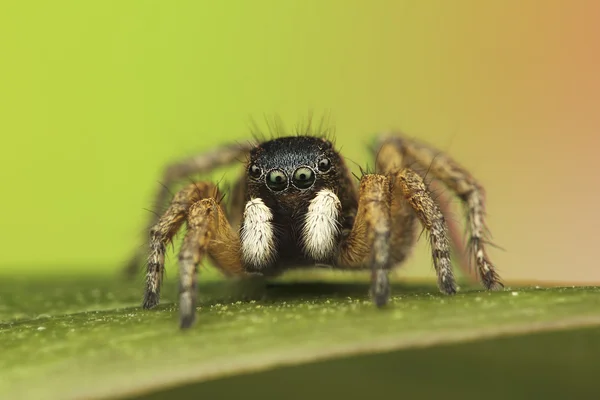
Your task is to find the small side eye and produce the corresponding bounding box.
[266,169,288,192]
[317,158,331,172]
[248,164,262,179]
[292,167,315,189]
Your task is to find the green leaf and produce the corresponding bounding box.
[1,272,599,400]
[136,325,600,400]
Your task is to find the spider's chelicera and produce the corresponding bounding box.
[127,132,504,329]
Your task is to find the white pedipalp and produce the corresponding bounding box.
[240,198,275,268]
[301,189,342,261]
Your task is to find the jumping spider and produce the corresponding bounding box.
[127,132,503,329]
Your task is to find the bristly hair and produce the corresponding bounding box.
[293,110,337,143]
[246,111,337,145]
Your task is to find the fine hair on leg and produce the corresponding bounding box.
[143,182,212,309]
[396,167,457,294]
[125,142,253,277]
[376,133,503,290]
[337,174,393,307]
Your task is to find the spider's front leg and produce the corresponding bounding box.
[335,171,456,306]
[142,181,246,329]
[337,174,394,306]
[143,182,210,309]
[178,196,245,328]
[125,142,253,278]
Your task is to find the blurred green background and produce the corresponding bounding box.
[1,0,599,283]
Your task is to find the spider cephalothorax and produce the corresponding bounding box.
[246,136,346,212]
[241,136,357,274]
[127,130,504,329]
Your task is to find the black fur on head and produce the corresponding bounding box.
[246,136,343,215]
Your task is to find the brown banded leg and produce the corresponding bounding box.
[375,141,420,270]
[178,197,244,329]
[376,137,473,282]
[396,168,457,294]
[143,182,214,309]
[429,179,475,281]
[337,174,393,307]
[376,134,503,290]
[126,141,254,277]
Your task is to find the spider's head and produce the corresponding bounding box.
[246,136,342,215]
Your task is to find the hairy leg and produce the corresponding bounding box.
[375,141,420,269]
[126,141,254,277]
[396,168,457,294]
[376,134,503,290]
[337,174,393,307]
[178,197,245,329]
[376,137,473,281]
[144,179,246,328]
[429,179,475,280]
[143,182,212,309]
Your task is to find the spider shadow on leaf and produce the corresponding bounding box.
[190,274,441,308]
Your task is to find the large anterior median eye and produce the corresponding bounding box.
[266,169,288,191]
[292,167,315,189]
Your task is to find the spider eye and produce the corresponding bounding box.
[317,158,331,172]
[292,167,315,189]
[266,169,288,192]
[248,164,262,179]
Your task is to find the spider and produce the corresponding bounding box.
[127,130,503,329]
